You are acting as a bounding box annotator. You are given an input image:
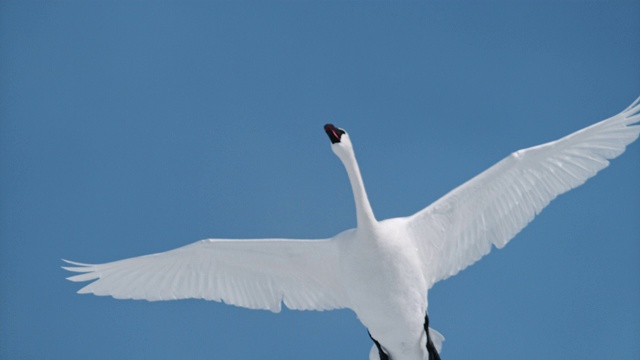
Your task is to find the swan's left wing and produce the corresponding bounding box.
[404,98,640,288]
[64,236,349,312]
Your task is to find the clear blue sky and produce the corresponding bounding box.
[1,1,639,359]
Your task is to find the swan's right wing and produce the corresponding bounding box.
[64,235,350,312]
[405,98,640,288]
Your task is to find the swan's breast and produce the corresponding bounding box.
[338,220,428,335]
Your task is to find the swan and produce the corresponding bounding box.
[64,98,640,360]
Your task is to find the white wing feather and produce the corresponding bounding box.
[64,236,350,312]
[406,98,640,288]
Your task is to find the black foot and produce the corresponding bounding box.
[368,331,390,360]
[424,314,441,360]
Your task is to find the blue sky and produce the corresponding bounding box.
[1,1,639,359]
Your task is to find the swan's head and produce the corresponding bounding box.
[324,124,354,158]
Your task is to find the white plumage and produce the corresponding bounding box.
[65,98,640,359]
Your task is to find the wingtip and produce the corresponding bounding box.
[623,96,640,115]
[62,259,93,266]
[62,259,97,275]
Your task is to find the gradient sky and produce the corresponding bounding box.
[1,1,639,359]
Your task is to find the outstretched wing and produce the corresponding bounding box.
[405,98,640,288]
[64,235,350,312]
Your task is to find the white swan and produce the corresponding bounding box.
[64,98,640,360]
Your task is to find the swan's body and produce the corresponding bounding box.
[65,99,640,359]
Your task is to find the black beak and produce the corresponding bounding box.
[324,124,345,144]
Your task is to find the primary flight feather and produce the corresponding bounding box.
[64,98,640,360]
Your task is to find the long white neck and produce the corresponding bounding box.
[336,146,376,228]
